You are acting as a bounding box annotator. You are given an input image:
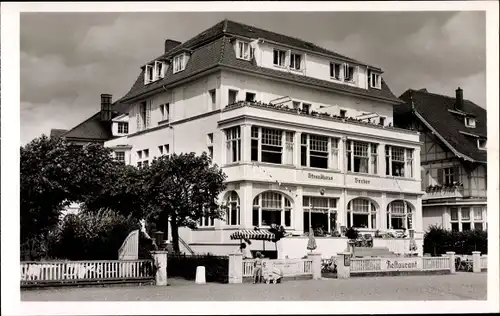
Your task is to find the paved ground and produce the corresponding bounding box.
[21,272,487,301]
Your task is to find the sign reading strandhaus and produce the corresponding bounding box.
[385,259,419,271]
[308,173,333,181]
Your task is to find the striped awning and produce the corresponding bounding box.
[230,229,276,241]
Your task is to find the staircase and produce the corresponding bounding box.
[353,247,397,258]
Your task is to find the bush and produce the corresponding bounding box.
[423,225,487,256]
[167,253,229,283]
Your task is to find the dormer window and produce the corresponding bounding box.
[117,122,129,134]
[173,53,187,73]
[330,62,341,80]
[343,64,355,82]
[144,64,154,84]
[273,49,286,67]
[478,139,486,150]
[369,71,381,89]
[289,53,302,70]
[154,60,167,80]
[465,117,476,128]
[236,40,252,60]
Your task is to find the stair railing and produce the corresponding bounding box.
[179,236,195,255]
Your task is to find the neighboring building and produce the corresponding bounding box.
[396,88,487,232]
[67,20,424,258]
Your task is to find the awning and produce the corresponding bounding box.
[230,229,276,241]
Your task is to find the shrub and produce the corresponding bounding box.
[423,225,487,256]
[167,253,229,283]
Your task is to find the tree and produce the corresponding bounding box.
[20,135,121,259]
[144,152,227,253]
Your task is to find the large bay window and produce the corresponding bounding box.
[252,192,292,227]
[387,200,413,230]
[303,197,338,234]
[347,198,377,229]
[225,191,240,226]
[251,126,294,165]
[450,206,486,232]
[301,134,339,170]
[385,146,414,178]
[225,126,241,163]
[346,140,378,174]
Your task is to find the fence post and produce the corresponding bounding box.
[228,252,243,284]
[446,251,456,274]
[472,251,481,273]
[336,252,351,279]
[151,250,168,286]
[307,252,322,280]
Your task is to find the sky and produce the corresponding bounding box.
[19,11,486,145]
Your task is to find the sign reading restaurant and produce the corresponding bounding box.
[385,259,419,271]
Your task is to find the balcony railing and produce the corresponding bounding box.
[223,100,418,134]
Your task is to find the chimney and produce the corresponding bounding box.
[455,87,464,111]
[100,94,112,122]
[164,39,181,53]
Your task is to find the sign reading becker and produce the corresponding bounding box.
[384,259,419,271]
[262,259,304,276]
[354,177,371,185]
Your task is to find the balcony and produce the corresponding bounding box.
[422,184,464,201]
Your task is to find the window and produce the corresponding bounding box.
[154,60,166,80]
[292,101,301,110]
[303,197,338,234]
[379,117,386,126]
[207,133,214,145]
[245,92,256,102]
[330,62,341,80]
[137,149,149,168]
[478,139,486,150]
[199,206,215,227]
[369,71,381,89]
[251,126,293,165]
[347,141,378,174]
[226,126,241,163]
[340,109,346,118]
[465,117,476,128]
[385,146,414,178]
[387,200,412,230]
[138,101,151,130]
[208,147,213,158]
[207,133,214,159]
[251,126,259,162]
[160,103,170,122]
[173,54,186,73]
[209,89,216,110]
[117,122,129,134]
[228,89,238,105]
[236,40,251,60]
[261,128,283,164]
[158,144,169,156]
[450,206,485,232]
[290,53,302,70]
[300,134,339,170]
[144,64,154,84]
[438,166,459,186]
[302,103,311,114]
[273,49,286,67]
[225,191,240,226]
[347,198,377,229]
[343,64,355,82]
[115,151,125,164]
[252,192,292,227]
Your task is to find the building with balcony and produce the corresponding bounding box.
[395,88,487,233]
[60,20,424,258]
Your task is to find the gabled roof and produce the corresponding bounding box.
[49,128,68,139]
[120,35,400,104]
[60,111,123,142]
[397,89,487,163]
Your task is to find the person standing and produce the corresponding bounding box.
[253,252,263,284]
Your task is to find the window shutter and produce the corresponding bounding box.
[355,66,360,84]
[144,68,148,84]
[136,104,141,131]
[453,166,460,183]
[437,168,444,185]
[146,101,152,128]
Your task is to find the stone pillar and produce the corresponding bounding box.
[228,252,243,284]
[336,252,351,279]
[472,251,481,273]
[151,250,168,286]
[307,252,322,280]
[446,251,456,274]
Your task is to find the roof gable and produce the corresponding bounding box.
[398,89,486,163]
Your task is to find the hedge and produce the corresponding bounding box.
[423,225,487,256]
[167,253,229,283]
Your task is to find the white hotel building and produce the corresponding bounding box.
[60,20,424,258]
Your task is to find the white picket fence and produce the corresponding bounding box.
[21,259,154,286]
[480,255,488,270]
[350,256,451,273]
[242,258,313,277]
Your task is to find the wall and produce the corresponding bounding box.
[422,206,445,230]
[220,71,393,125]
